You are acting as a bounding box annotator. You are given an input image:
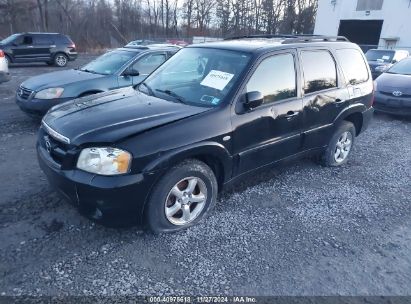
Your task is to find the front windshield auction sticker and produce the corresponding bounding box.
[200,70,234,91]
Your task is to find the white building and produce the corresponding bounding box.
[314,0,411,51]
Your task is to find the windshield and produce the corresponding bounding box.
[80,50,137,75]
[140,47,251,107]
[387,58,411,75]
[1,34,21,44]
[365,50,395,63]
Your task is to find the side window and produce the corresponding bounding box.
[246,53,297,104]
[34,35,53,45]
[301,50,337,94]
[336,49,369,85]
[22,35,33,45]
[132,53,166,75]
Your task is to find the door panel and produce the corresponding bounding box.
[299,49,349,150]
[11,35,34,61]
[33,35,53,60]
[233,99,303,173]
[231,51,303,175]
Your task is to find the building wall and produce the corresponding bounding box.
[314,0,411,50]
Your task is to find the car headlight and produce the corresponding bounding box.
[375,65,391,72]
[77,147,132,175]
[35,88,64,99]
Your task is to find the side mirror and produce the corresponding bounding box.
[391,59,397,64]
[123,68,140,77]
[244,91,264,110]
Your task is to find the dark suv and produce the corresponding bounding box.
[37,35,374,233]
[0,32,77,67]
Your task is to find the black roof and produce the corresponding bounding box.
[189,35,354,53]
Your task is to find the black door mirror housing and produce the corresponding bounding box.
[124,68,140,77]
[244,91,264,110]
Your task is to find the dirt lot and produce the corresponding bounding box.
[0,55,410,297]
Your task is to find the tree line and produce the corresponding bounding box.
[0,0,318,50]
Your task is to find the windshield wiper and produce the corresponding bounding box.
[155,89,188,104]
[139,82,154,96]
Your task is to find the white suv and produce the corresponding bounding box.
[0,49,11,84]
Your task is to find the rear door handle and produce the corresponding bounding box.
[285,111,299,120]
[334,98,344,103]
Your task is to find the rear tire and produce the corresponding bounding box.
[145,159,218,234]
[54,53,68,67]
[321,121,356,167]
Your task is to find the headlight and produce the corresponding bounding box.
[375,65,391,72]
[35,88,64,99]
[77,147,131,175]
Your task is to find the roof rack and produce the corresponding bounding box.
[224,34,299,40]
[282,35,349,44]
[224,34,349,43]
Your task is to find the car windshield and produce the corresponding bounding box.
[387,58,411,75]
[80,50,137,75]
[365,50,395,63]
[139,47,251,107]
[1,34,21,44]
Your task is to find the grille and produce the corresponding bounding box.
[39,127,74,168]
[380,91,411,98]
[18,86,34,100]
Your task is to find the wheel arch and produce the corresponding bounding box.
[334,104,366,136]
[144,141,233,190]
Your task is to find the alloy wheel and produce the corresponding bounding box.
[55,55,67,67]
[334,131,353,163]
[164,177,207,226]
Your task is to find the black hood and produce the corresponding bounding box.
[42,87,210,145]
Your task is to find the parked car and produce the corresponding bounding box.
[0,32,77,67]
[37,35,374,232]
[125,40,156,47]
[365,49,409,79]
[16,44,180,117]
[0,49,11,83]
[373,57,411,116]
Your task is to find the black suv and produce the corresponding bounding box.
[37,35,374,232]
[0,32,77,67]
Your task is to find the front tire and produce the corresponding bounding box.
[54,53,68,67]
[145,159,218,233]
[321,121,356,167]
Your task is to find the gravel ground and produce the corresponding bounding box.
[0,55,410,297]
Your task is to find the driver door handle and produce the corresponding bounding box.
[285,111,299,120]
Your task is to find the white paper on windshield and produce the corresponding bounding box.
[200,70,234,91]
[382,55,390,60]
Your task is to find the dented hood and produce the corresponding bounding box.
[42,87,210,145]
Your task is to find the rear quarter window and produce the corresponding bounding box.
[336,49,369,85]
